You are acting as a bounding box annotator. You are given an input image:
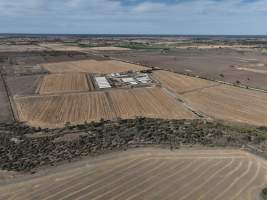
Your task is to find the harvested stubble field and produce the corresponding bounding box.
[14,87,196,127]
[108,87,195,119]
[152,70,218,94]
[14,91,116,127]
[1,148,267,200]
[153,70,267,126]
[39,73,92,94]
[41,59,147,74]
[182,84,267,126]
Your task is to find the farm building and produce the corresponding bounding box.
[93,71,157,90]
[94,76,112,89]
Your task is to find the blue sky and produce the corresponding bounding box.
[0,0,267,34]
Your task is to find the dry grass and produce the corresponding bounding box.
[39,73,91,94]
[1,148,266,200]
[14,87,196,128]
[42,60,147,74]
[182,84,267,126]
[152,70,217,94]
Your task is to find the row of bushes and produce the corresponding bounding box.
[0,118,267,172]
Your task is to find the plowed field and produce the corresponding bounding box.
[42,60,147,74]
[39,73,91,94]
[1,148,266,200]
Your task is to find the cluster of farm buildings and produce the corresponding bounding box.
[93,70,156,89]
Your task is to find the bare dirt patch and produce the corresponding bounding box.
[0,148,266,200]
[5,75,43,97]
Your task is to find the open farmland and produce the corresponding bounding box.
[105,49,267,91]
[14,91,116,127]
[14,87,196,127]
[153,70,267,126]
[1,148,267,200]
[152,70,218,94]
[181,84,267,126]
[5,75,43,96]
[108,87,195,119]
[41,59,147,74]
[39,73,91,94]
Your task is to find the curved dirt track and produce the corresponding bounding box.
[1,148,267,200]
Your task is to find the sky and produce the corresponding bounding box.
[0,0,267,35]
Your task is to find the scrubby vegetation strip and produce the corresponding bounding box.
[1,118,267,172]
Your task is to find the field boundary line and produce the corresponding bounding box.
[178,83,221,95]
[160,87,208,119]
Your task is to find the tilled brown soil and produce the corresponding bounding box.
[105,49,267,91]
[5,75,43,97]
[0,148,266,200]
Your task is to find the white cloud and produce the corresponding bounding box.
[0,0,267,34]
